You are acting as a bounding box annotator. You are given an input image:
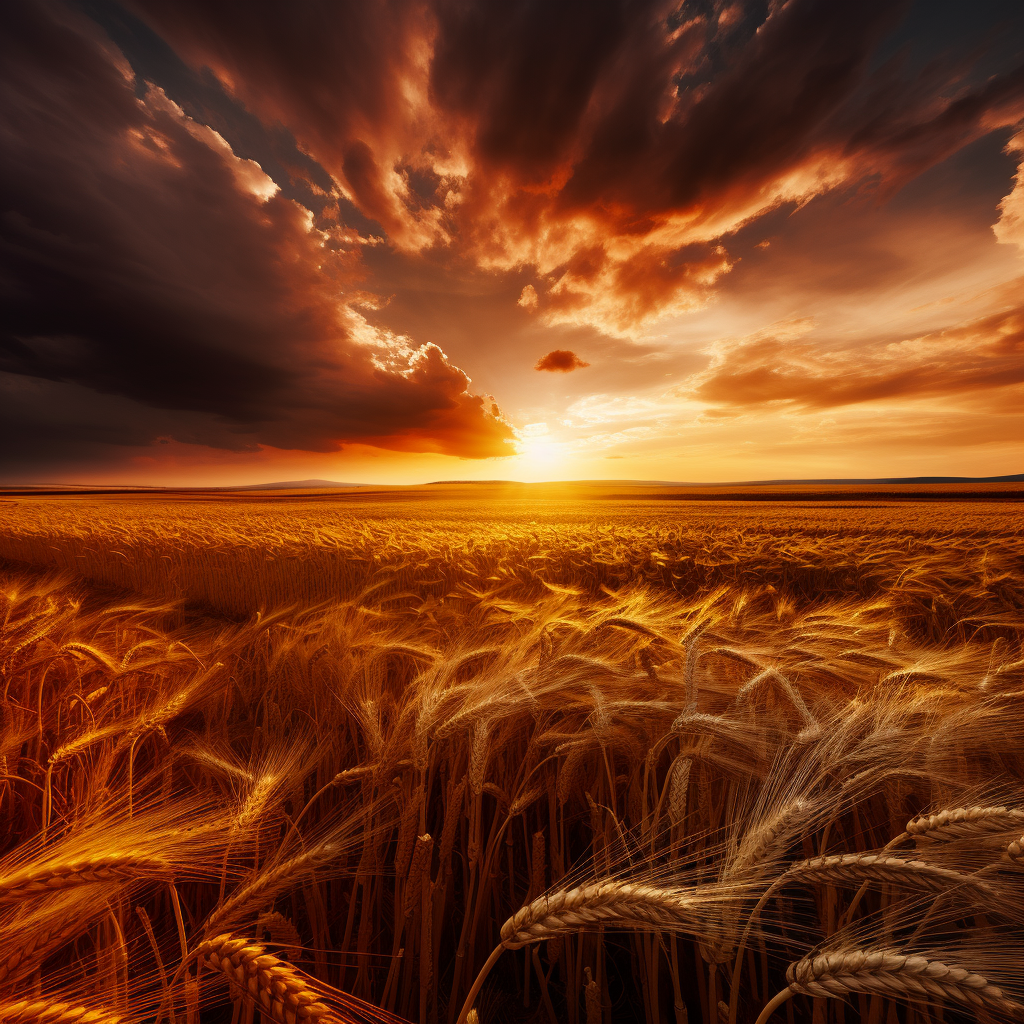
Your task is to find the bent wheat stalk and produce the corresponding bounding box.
[754,949,1024,1024]
[456,879,729,1024]
[777,853,996,896]
[501,880,724,948]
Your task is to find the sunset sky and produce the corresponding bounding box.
[2,0,1023,485]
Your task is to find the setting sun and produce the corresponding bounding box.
[513,423,567,477]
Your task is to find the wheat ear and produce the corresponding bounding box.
[204,843,335,935]
[1007,835,1023,863]
[754,949,1024,1024]
[0,1000,120,1024]
[197,934,331,1024]
[500,880,721,948]
[781,853,996,895]
[906,806,1024,841]
[728,797,811,879]
[0,854,171,901]
[0,917,86,988]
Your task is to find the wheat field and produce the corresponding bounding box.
[0,488,1022,1024]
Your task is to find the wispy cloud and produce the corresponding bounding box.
[682,305,1024,410]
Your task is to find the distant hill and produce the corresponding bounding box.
[223,479,365,490]
[426,478,689,486]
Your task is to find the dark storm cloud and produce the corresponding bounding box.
[116,0,1024,335]
[430,0,1024,213]
[0,371,246,478]
[71,0,342,222]
[384,0,1024,329]
[535,350,590,372]
[556,0,905,213]
[0,1,513,474]
[124,0,438,245]
[430,0,635,176]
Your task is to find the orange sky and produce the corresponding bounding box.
[2,0,1022,484]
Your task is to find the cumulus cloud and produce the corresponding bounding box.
[535,350,590,372]
[0,1,513,475]
[540,243,734,335]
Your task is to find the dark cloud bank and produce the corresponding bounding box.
[0,1,513,476]
[2,0,1022,476]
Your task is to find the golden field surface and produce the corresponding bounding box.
[0,487,1022,1024]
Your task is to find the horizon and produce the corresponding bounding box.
[5,472,1023,492]
[2,0,1022,484]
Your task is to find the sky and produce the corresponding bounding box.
[2,0,1023,485]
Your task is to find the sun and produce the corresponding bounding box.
[514,423,564,478]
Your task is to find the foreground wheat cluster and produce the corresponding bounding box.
[0,493,1022,1024]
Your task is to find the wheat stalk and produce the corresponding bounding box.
[468,722,489,797]
[204,843,336,935]
[528,831,546,901]
[456,879,732,1024]
[668,756,691,827]
[47,725,124,765]
[255,912,302,959]
[438,778,467,869]
[727,850,998,1024]
[584,965,601,1024]
[403,833,432,917]
[729,797,811,878]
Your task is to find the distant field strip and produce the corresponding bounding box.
[0,495,1020,622]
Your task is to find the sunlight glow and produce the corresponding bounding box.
[514,423,566,477]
